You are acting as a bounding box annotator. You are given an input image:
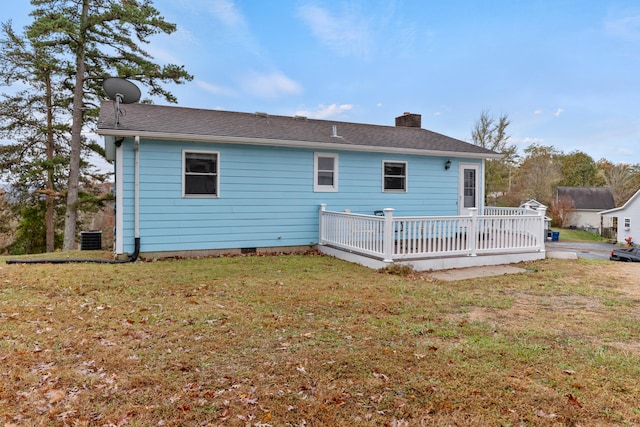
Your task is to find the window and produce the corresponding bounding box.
[183,150,218,197]
[624,217,631,229]
[383,161,407,192]
[463,168,477,208]
[314,153,338,192]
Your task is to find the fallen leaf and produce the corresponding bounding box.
[278,342,291,350]
[567,393,583,408]
[535,409,557,419]
[47,389,66,404]
[116,412,134,426]
[219,408,231,420]
[372,372,389,381]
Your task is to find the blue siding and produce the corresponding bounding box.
[117,138,480,254]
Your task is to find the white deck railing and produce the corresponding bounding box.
[319,204,546,263]
[482,206,535,216]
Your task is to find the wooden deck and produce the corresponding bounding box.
[318,205,547,271]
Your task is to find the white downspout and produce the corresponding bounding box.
[115,140,124,254]
[134,136,140,240]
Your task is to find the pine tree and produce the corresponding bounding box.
[26,0,192,250]
[0,21,72,252]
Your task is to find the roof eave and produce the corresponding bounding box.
[97,129,504,160]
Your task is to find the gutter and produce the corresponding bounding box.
[97,129,504,160]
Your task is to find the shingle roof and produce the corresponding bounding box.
[97,102,500,158]
[557,186,615,210]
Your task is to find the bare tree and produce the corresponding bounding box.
[549,195,576,228]
[597,160,640,206]
[471,111,518,204]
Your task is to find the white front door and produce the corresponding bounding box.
[458,163,480,215]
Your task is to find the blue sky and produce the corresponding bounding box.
[3,0,640,165]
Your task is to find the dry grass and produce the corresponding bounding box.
[1,252,639,426]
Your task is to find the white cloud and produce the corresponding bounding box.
[295,103,353,119]
[205,0,260,53]
[296,4,372,58]
[434,105,452,116]
[533,109,543,115]
[146,45,183,65]
[195,80,237,97]
[510,137,545,146]
[604,13,640,41]
[241,71,302,99]
[209,0,246,28]
[613,146,634,156]
[554,108,564,117]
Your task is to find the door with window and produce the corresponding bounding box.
[458,163,479,215]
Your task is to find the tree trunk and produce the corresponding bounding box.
[62,0,89,251]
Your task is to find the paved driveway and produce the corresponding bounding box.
[545,240,616,260]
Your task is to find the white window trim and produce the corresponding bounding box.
[624,217,631,229]
[382,160,407,193]
[314,152,338,192]
[182,149,220,198]
[458,162,480,214]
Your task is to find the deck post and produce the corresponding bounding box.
[383,208,394,262]
[319,204,326,246]
[537,206,547,253]
[469,208,478,256]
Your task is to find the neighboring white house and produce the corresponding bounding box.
[556,186,615,233]
[520,199,546,210]
[520,199,551,231]
[600,189,640,244]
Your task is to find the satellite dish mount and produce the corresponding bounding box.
[103,77,141,127]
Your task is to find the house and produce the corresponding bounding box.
[600,189,640,244]
[97,102,547,269]
[519,199,551,232]
[520,199,546,211]
[556,186,615,233]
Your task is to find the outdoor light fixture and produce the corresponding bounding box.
[445,160,452,170]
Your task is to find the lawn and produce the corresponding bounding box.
[550,227,607,242]
[1,252,639,426]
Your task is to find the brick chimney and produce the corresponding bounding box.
[395,112,421,128]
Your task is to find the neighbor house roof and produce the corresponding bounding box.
[600,189,640,215]
[97,102,501,159]
[520,199,547,209]
[557,186,615,210]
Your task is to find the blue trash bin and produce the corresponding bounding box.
[551,231,559,241]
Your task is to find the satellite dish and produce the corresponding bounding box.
[103,77,141,104]
[103,77,141,128]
